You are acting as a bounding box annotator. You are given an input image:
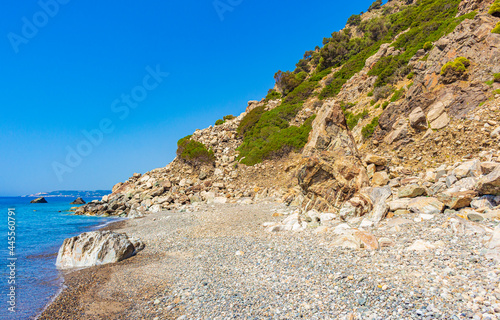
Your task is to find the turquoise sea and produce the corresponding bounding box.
[0,197,117,320]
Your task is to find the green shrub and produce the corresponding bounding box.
[361,117,379,139]
[368,0,382,11]
[423,41,433,51]
[367,91,374,97]
[390,87,405,102]
[265,89,282,101]
[274,70,301,96]
[215,119,224,126]
[374,104,380,109]
[494,73,500,83]
[440,57,470,82]
[237,105,266,136]
[223,114,235,121]
[489,0,500,17]
[493,22,500,34]
[344,108,368,130]
[382,101,389,109]
[177,136,215,164]
[407,72,415,79]
[347,14,362,26]
[237,116,315,165]
[494,89,500,95]
[373,85,394,101]
[420,54,429,62]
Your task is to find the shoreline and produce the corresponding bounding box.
[36,218,130,320]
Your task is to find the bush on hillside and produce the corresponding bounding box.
[215,119,224,126]
[223,115,235,121]
[265,89,281,101]
[423,41,433,51]
[489,0,500,17]
[494,73,500,83]
[440,56,470,83]
[390,87,405,102]
[368,0,382,12]
[274,71,301,96]
[361,117,379,139]
[177,136,215,164]
[237,105,266,136]
[347,14,362,26]
[493,22,500,34]
[373,85,394,102]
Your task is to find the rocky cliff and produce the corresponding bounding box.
[76,0,500,229]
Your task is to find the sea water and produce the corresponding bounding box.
[0,197,118,319]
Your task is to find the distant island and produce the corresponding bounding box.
[23,190,111,198]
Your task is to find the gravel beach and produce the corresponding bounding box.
[39,202,500,319]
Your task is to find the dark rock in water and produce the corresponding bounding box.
[70,197,86,205]
[30,197,47,204]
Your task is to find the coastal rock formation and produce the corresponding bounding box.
[56,231,144,269]
[70,197,86,205]
[298,100,368,212]
[30,197,47,203]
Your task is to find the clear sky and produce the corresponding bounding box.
[0,0,374,196]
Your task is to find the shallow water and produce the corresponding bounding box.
[0,197,117,319]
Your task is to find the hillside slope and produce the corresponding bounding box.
[77,0,500,224]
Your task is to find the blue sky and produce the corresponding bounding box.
[0,0,374,196]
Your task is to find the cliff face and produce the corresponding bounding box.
[77,0,500,221]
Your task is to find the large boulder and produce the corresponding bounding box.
[298,100,368,212]
[437,190,477,209]
[476,165,500,195]
[408,197,444,215]
[56,231,144,269]
[30,197,47,204]
[70,197,86,205]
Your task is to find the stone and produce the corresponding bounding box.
[481,162,500,175]
[476,165,500,195]
[471,197,495,209]
[56,231,144,269]
[407,240,436,251]
[128,209,145,219]
[437,190,477,209]
[148,204,162,213]
[408,197,444,215]
[430,112,450,129]
[409,107,427,130]
[427,101,446,123]
[372,172,390,186]
[490,126,500,138]
[378,237,394,247]
[332,229,379,250]
[486,226,500,262]
[445,175,458,188]
[367,164,376,178]
[320,212,336,222]
[384,122,408,145]
[30,197,47,204]
[70,197,86,205]
[387,198,410,211]
[398,184,427,198]
[452,160,482,179]
[364,186,392,224]
[364,154,388,166]
[467,212,484,222]
[454,177,477,191]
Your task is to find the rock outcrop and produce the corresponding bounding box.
[70,197,86,205]
[298,100,369,212]
[30,197,47,204]
[56,231,144,269]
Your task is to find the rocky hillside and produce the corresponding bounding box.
[75,0,500,230]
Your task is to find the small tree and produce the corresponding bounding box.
[368,0,382,12]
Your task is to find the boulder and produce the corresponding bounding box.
[476,165,500,195]
[408,107,427,130]
[372,172,390,186]
[408,197,444,215]
[298,100,369,211]
[30,197,47,204]
[70,197,86,205]
[56,231,144,269]
[437,190,477,209]
[364,154,388,166]
[364,186,392,224]
[407,240,436,251]
[387,198,410,211]
[398,184,427,198]
[452,160,482,179]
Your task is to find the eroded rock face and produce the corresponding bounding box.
[30,197,47,204]
[56,231,144,269]
[298,100,368,212]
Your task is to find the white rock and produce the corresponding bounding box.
[320,212,336,222]
[56,231,144,269]
[407,240,436,251]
